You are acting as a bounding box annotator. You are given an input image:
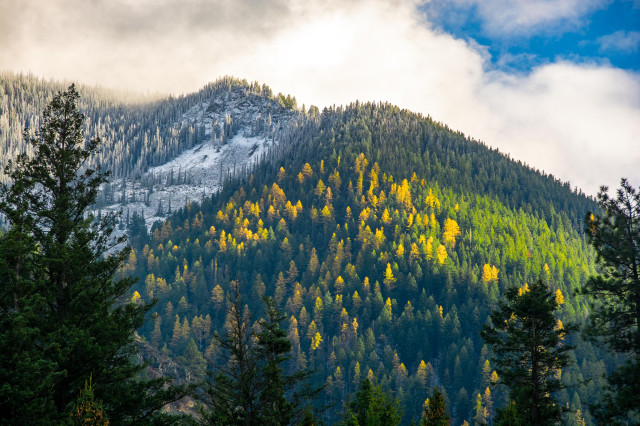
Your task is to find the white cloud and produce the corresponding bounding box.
[1,0,638,195]
[597,30,640,54]
[425,0,608,37]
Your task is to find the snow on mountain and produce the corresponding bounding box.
[96,86,297,232]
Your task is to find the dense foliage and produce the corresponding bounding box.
[583,179,640,423]
[481,280,576,424]
[200,288,315,425]
[340,378,403,425]
[0,86,185,424]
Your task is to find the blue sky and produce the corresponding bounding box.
[1,0,639,195]
[422,0,640,72]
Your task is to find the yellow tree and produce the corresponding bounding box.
[490,371,499,385]
[482,264,493,283]
[381,208,392,225]
[315,179,326,197]
[483,387,494,419]
[325,187,333,204]
[425,236,434,260]
[302,163,313,178]
[409,242,420,266]
[383,263,397,292]
[406,213,414,231]
[352,291,362,310]
[374,228,385,249]
[482,359,492,385]
[329,169,341,189]
[491,265,499,281]
[288,316,300,348]
[310,332,323,350]
[369,168,379,193]
[354,153,368,175]
[353,362,361,386]
[313,297,324,323]
[443,218,461,248]
[436,244,448,265]
[270,183,287,205]
[416,360,429,389]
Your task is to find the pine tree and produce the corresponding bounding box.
[201,281,258,425]
[420,387,450,425]
[201,286,317,425]
[0,85,186,423]
[254,296,310,425]
[341,379,402,426]
[70,377,109,426]
[582,178,640,423]
[481,280,576,425]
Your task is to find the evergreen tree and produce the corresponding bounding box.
[201,281,258,425]
[201,287,316,425]
[481,280,575,425]
[70,377,109,425]
[255,296,307,425]
[493,401,521,426]
[341,379,402,426]
[420,387,450,426]
[0,85,185,423]
[583,178,640,423]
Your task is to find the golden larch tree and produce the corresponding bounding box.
[443,218,461,248]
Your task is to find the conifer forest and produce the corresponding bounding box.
[1,74,638,425]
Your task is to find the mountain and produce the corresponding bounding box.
[1,74,605,424]
[1,73,298,227]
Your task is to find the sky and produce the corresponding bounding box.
[1,0,639,196]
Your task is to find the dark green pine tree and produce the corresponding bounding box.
[420,387,450,426]
[493,401,521,426]
[200,281,259,425]
[341,379,403,426]
[481,280,576,425]
[582,178,640,424]
[201,287,317,425]
[254,296,307,425]
[0,85,186,424]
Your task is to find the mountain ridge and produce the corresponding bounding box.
[1,72,594,231]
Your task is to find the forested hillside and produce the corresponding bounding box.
[123,103,604,424]
[1,77,609,424]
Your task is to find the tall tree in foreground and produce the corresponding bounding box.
[201,282,258,425]
[254,296,312,425]
[420,387,450,426]
[201,285,318,425]
[481,280,575,425]
[340,379,403,426]
[583,178,640,423]
[0,85,185,424]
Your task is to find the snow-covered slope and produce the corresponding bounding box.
[96,85,298,231]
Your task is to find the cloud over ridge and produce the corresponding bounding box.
[1,0,638,195]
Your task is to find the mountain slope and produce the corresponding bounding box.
[2,76,604,424]
[125,105,602,424]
